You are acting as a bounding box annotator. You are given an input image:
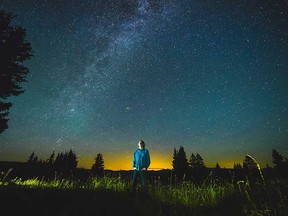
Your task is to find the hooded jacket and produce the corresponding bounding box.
[132,148,150,171]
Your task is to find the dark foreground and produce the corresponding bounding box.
[0,187,245,216]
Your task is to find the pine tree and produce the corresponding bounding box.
[54,153,64,167]
[27,152,35,163]
[0,10,33,133]
[233,163,242,170]
[215,163,220,169]
[189,153,197,168]
[67,149,78,170]
[0,101,11,134]
[47,151,55,164]
[32,156,38,164]
[272,149,284,169]
[172,148,178,170]
[91,153,105,177]
[233,162,244,182]
[172,146,188,182]
[196,153,205,168]
[189,153,205,168]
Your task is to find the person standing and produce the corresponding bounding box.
[132,140,151,193]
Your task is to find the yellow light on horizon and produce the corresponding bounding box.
[77,152,249,170]
[78,152,173,170]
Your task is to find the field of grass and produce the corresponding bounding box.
[0,171,287,216]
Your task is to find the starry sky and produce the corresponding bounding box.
[1,0,288,170]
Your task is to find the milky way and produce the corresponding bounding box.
[1,0,288,170]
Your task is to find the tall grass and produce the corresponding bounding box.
[9,177,77,189]
[85,176,129,191]
[150,178,234,207]
[0,169,287,215]
[3,176,130,191]
[237,156,288,216]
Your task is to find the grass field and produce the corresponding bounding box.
[1,171,287,216]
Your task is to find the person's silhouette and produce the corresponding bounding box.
[131,140,151,193]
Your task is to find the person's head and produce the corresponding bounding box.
[138,140,145,149]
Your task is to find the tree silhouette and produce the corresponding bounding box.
[272,149,284,169]
[54,150,78,171]
[27,152,34,163]
[189,153,205,168]
[172,148,178,170]
[187,152,206,183]
[0,10,33,134]
[189,153,197,168]
[212,162,221,180]
[91,153,105,177]
[47,151,55,164]
[233,163,242,170]
[54,153,64,167]
[272,149,288,178]
[172,146,188,182]
[33,156,38,163]
[27,151,38,163]
[233,163,244,183]
[0,101,11,134]
[67,149,78,170]
[196,153,205,168]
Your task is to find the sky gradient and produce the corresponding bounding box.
[1,0,288,170]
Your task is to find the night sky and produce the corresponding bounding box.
[1,0,288,170]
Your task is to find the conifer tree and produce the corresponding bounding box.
[32,156,38,164]
[189,153,205,168]
[172,146,188,181]
[189,153,197,168]
[91,153,105,177]
[196,153,205,168]
[172,148,178,170]
[47,151,55,164]
[0,10,33,133]
[67,149,78,170]
[27,152,35,163]
[272,149,284,169]
[233,163,242,170]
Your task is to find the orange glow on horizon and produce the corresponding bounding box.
[77,153,244,170]
[78,153,173,170]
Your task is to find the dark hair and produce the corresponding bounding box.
[139,140,145,149]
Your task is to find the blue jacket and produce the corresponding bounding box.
[133,148,150,171]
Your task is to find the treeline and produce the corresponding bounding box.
[172,146,288,183]
[27,150,104,177]
[27,150,77,170]
[9,147,288,183]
